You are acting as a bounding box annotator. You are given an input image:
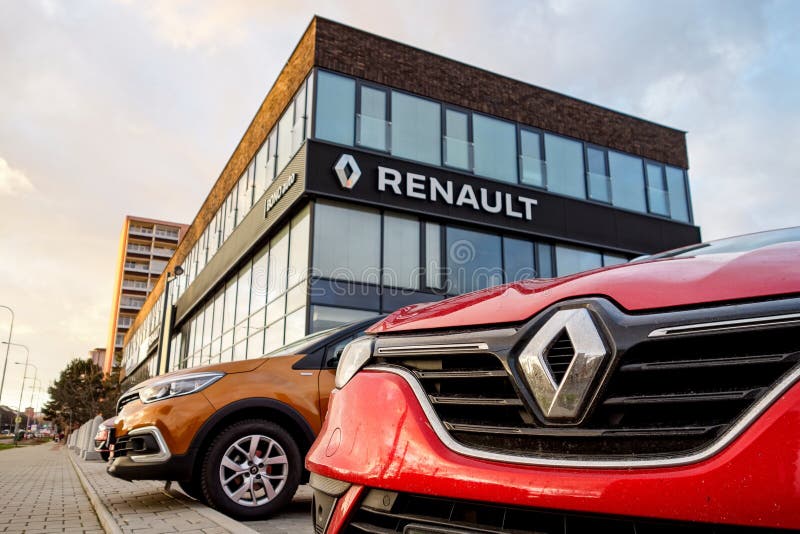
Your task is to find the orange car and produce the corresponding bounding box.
[107,317,379,519]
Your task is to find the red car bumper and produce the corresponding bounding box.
[307,370,800,532]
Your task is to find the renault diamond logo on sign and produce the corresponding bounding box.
[333,154,361,189]
[518,308,608,422]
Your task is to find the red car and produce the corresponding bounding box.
[307,227,800,533]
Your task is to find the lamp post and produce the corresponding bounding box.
[155,265,184,376]
[0,305,14,412]
[24,376,41,431]
[3,341,29,445]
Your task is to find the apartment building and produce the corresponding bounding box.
[104,216,188,374]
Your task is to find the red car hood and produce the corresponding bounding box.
[370,241,800,334]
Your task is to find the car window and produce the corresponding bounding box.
[324,332,367,369]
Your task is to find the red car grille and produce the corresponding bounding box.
[373,302,800,461]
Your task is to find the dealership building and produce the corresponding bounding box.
[120,17,700,386]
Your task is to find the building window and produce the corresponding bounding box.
[555,244,602,276]
[473,114,517,184]
[446,226,503,295]
[519,129,545,188]
[313,202,381,284]
[603,253,628,266]
[383,213,420,290]
[391,91,441,166]
[586,146,611,203]
[544,134,586,199]
[503,237,536,283]
[357,85,389,151]
[443,108,471,171]
[315,71,355,146]
[609,151,647,213]
[425,222,443,290]
[646,163,670,216]
[310,305,379,333]
[291,82,307,154]
[666,166,691,222]
[276,102,295,172]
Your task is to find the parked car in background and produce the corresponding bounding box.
[108,316,381,520]
[94,417,116,461]
[307,227,800,533]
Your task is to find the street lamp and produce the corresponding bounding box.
[24,377,41,431]
[155,265,184,375]
[0,305,14,411]
[3,342,29,445]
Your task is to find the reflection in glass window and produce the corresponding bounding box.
[473,114,517,183]
[425,222,442,289]
[234,263,251,329]
[503,238,535,282]
[291,83,307,154]
[284,307,306,344]
[646,163,669,216]
[520,129,545,188]
[383,213,419,289]
[313,202,380,284]
[315,71,355,146]
[223,278,236,335]
[666,166,691,222]
[267,226,289,302]
[603,253,628,266]
[265,130,277,184]
[609,151,647,213]
[446,227,503,294]
[586,146,610,203]
[254,141,270,199]
[444,109,470,170]
[357,86,388,151]
[544,134,586,199]
[288,207,310,288]
[250,245,269,313]
[556,245,602,276]
[276,102,294,173]
[310,305,379,333]
[264,319,285,353]
[236,171,252,225]
[536,243,554,278]
[391,92,440,165]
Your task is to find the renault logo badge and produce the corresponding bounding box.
[333,154,361,189]
[518,308,608,421]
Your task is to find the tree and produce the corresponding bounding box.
[42,358,118,430]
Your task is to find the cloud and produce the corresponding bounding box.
[0,158,35,196]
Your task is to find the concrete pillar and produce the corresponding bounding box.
[81,416,103,461]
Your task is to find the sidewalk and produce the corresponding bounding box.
[66,446,312,534]
[0,442,103,533]
[0,442,312,533]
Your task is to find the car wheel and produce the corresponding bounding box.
[178,478,206,502]
[200,419,301,519]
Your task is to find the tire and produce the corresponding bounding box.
[178,478,206,503]
[200,419,301,520]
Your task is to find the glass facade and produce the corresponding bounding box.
[123,67,693,386]
[314,69,693,223]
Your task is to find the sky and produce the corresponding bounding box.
[0,0,798,412]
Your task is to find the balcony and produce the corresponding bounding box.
[117,317,134,328]
[128,226,153,238]
[124,262,149,273]
[154,228,180,241]
[126,244,152,256]
[151,247,175,258]
[121,280,151,292]
[119,299,144,310]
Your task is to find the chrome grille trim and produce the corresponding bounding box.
[648,312,800,338]
[376,342,491,356]
[364,359,800,468]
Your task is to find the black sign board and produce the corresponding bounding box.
[305,140,700,255]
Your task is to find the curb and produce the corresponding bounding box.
[65,449,124,534]
[162,484,261,534]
